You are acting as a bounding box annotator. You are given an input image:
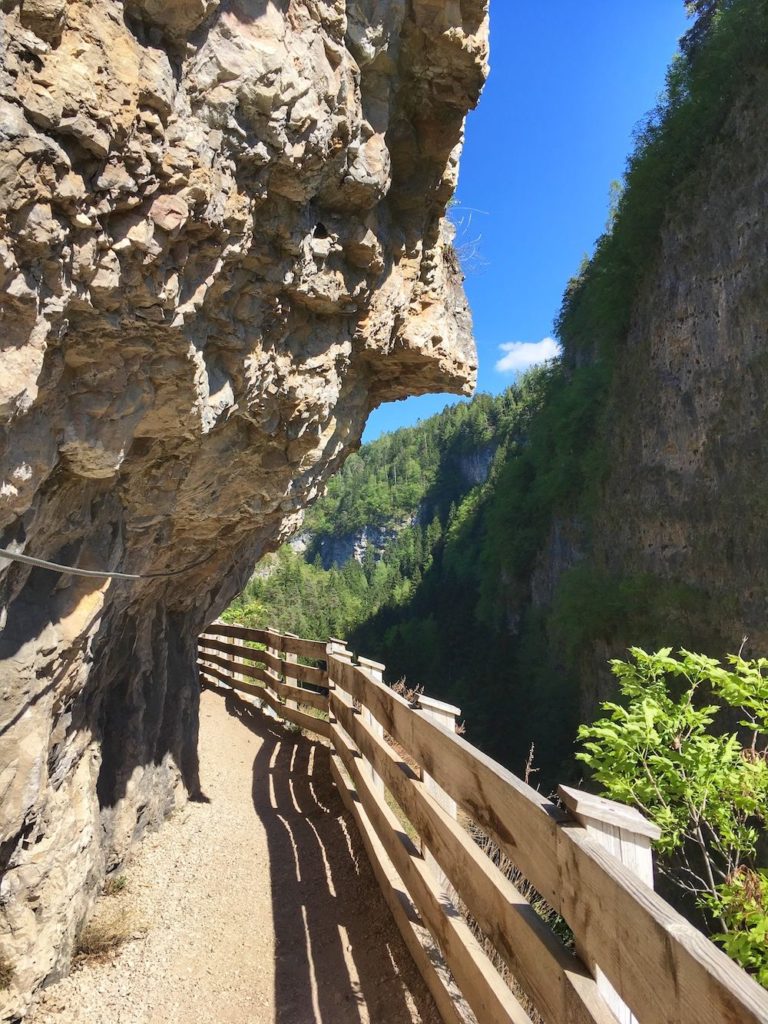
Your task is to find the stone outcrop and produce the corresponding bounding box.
[0,0,488,1015]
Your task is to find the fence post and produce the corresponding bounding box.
[558,784,662,1024]
[356,655,386,795]
[255,626,281,722]
[200,618,231,690]
[283,630,300,713]
[418,694,461,891]
[327,638,353,734]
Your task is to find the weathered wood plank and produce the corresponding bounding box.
[559,785,662,842]
[198,650,327,710]
[255,682,330,738]
[199,635,269,663]
[198,669,222,691]
[282,659,327,686]
[196,649,272,686]
[197,660,270,702]
[202,623,327,660]
[330,693,615,1024]
[418,693,460,891]
[329,657,768,1024]
[329,754,476,1024]
[561,785,658,1024]
[331,722,533,1024]
[558,823,768,1024]
[330,658,564,904]
[197,661,237,689]
[271,678,328,712]
[200,635,327,686]
[201,622,271,646]
[197,660,329,738]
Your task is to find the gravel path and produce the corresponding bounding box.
[29,689,440,1024]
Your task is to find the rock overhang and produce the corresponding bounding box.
[0,0,488,1015]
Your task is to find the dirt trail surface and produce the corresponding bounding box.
[29,689,440,1024]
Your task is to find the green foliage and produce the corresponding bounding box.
[557,0,768,362]
[578,647,768,983]
[224,545,372,640]
[550,567,705,659]
[305,391,513,539]
[476,362,609,628]
[103,874,128,897]
[710,868,768,986]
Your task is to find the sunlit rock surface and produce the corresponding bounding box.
[0,0,488,1014]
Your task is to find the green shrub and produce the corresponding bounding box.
[578,647,768,984]
[710,868,768,986]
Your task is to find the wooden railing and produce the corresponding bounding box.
[197,624,768,1024]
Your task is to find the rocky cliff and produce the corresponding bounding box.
[520,27,768,726]
[581,72,768,707]
[0,0,488,1015]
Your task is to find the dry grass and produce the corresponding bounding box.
[391,678,424,708]
[458,819,573,1023]
[0,955,14,991]
[454,749,573,1024]
[103,874,127,897]
[384,788,420,843]
[76,916,131,961]
[75,904,139,965]
[298,702,329,723]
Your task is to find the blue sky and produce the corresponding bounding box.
[363,1,689,441]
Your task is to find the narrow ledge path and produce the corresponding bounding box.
[29,689,440,1024]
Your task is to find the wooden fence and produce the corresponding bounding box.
[197,623,768,1024]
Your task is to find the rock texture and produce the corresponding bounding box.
[588,80,768,698]
[0,0,488,1016]
[530,76,768,718]
[314,520,408,568]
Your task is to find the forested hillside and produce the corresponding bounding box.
[226,0,768,788]
[225,373,589,784]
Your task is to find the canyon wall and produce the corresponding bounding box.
[528,68,768,720]
[0,0,488,1015]
[585,75,768,705]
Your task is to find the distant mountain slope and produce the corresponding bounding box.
[224,374,575,780]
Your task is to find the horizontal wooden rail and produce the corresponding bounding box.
[329,752,474,1024]
[198,652,328,711]
[332,717,532,1024]
[198,623,330,740]
[202,621,327,660]
[198,634,326,687]
[197,648,272,686]
[198,622,768,1024]
[330,692,614,1024]
[330,656,768,1024]
[199,662,330,738]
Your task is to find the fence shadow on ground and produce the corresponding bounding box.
[222,692,439,1024]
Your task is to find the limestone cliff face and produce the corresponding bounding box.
[0,0,488,1014]
[587,80,768,701]
[529,75,768,719]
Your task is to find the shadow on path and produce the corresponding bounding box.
[223,693,438,1024]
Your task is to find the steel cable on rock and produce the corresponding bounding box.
[0,547,217,580]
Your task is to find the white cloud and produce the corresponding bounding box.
[494,336,561,374]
